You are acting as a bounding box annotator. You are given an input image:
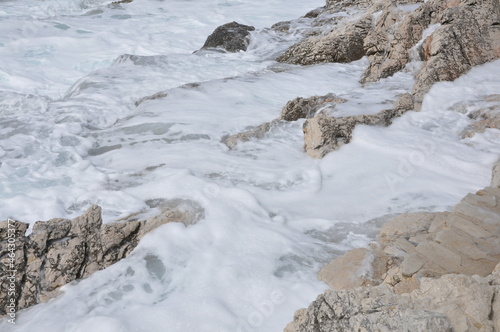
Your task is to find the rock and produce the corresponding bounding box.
[277,14,373,65]
[412,0,500,104]
[280,93,346,121]
[492,162,500,188]
[284,284,453,332]
[222,120,277,149]
[317,248,374,290]
[378,212,435,243]
[223,93,347,149]
[303,109,401,158]
[200,21,255,52]
[411,274,495,332]
[0,201,204,315]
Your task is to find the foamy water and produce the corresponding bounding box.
[1,0,499,330]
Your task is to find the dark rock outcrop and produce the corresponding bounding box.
[0,201,204,315]
[200,21,255,52]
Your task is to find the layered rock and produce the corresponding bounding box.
[285,162,500,331]
[200,21,255,52]
[0,200,203,315]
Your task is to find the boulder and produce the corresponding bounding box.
[0,201,204,315]
[200,21,255,52]
[303,109,401,158]
[277,15,373,65]
[280,93,346,121]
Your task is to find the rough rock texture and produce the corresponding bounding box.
[285,163,500,332]
[277,14,373,65]
[200,21,255,52]
[0,201,203,315]
[303,109,402,158]
[412,0,500,104]
[284,284,453,332]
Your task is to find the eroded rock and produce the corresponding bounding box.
[0,201,204,315]
[200,21,255,52]
[303,109,401,158]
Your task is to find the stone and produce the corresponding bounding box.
[222,121,276,149]
[317,248,374,290]
[284,284,453,332]
[400,254,426,277]
[303,109,401,158]
[412,0,500,104]
[492,162,500,188]
[0,201,204,315]
[200,21,255,52]
[378,212,435,243]
[280,93,346,122]
[277,14,373,65]
[411,274,495,332]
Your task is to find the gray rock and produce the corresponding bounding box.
[303,109,402,158]
[492,162,500,188]
[280,93,347,121]
[0,201,204,315]
[277,14,373,65]
[284,284,453,332]
[200,21,255,52]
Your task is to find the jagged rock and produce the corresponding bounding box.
[222,120,277,149]
[280,93,346,121]
[287,166,500,331]
[0,201,204,315]
[303,109,402,158]
[277,14,373,65]
[492,161,500,188]
[200,21,255,52]
[284,284,453,332]
[411,274,495,332]
[412,0,500,104]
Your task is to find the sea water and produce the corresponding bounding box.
[0,0,499,331]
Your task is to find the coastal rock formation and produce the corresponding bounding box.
[222,93,346,149]
[0,201,204,315]
[200,21,255,52]
[285,162,500,331]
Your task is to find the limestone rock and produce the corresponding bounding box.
[284,284,453,332]
[200,21,255,52]
[411,274,495,332]
[493,162,500,188]
[222,121,277,149]
[280,93,346,122]
[0,201,204,315]
[317,248,374,290]
[303,109,401,158]
[412,0,500,104]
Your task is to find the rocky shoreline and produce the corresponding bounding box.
[285,161,500,331]
[1,0,499,329]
